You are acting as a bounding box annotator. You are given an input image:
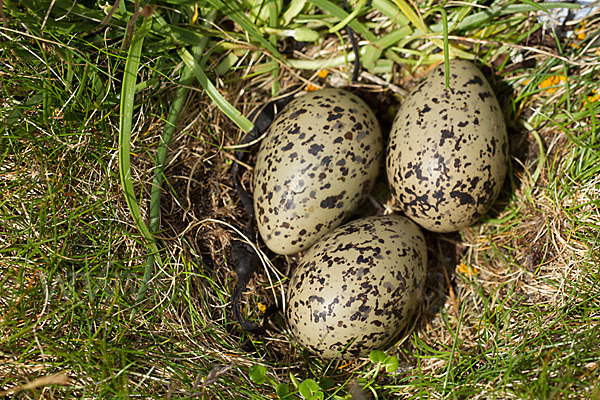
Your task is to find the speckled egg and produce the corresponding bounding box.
[253,89,383,255]
[286,215,426,359]
[386,60,508,232]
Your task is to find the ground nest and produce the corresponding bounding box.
[138,48,594,394]
[1,2,599,398]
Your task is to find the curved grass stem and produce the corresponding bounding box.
[423,7,450,89]
[142,9,218,310]
[329,0,367,33]
[118,15,163,313]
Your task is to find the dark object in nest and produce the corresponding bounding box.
[229,87,300,334]
[229,5,366,332]
[230,241,277,334]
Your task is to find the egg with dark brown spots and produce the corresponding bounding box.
[386,60,508,232]
[253,89,383,255]
[286,215,426,359]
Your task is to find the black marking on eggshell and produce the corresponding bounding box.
[285,215,426,359]
[253,89,383,255]
[386,60,508,232]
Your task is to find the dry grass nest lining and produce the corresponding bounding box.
[129,53,591,374]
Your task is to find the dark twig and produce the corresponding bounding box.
[229,86,301,334]
[94,0,121,33]
[346,26,360,83]
[122,0,141,50]
[344,0,368,83]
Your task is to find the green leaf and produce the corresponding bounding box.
[264,27,319,41]
[249,365,268,385]
[276,382,291,398]
[329,0,367,33]
[155,23,206,46]
[371,0,410,27]
[298,379,323,399]
[369,350,386,364]
[250,0,283,24]
[216,52,241,75]
[390,0,473,59]
[518,0,553,14]
[383,355,399,373]
[293,27,320,42]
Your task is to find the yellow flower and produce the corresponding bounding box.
[584,89,600,106]
[539,75,566,94]
[317,69,329,78]
[457,262,479,278]
[576,22,586,40]
[257,302,267,313]
[570,22,586,48]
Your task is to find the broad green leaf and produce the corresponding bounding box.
[249,365,268,385]
[293,27,320,41]
[298,379,322,399]
[369,350,386,363]
[383,355,399,373]
[276,382,291,398]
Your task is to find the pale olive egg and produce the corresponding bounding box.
[253,89,383,255]
[286,215,426,359]
[386,60,508,232]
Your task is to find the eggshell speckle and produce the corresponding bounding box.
[286,215,426,359]
[254,89,383,255]
[386,60,508,232]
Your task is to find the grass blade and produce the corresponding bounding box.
[390,0,473,59]
[206,0,288,65]
[145,9,218,290]
[153,14,253,132]
[423,7,450,88]
[118,15,164,309]
[429,2,579,32]
[178,48,253,133]
[307,0,378,42]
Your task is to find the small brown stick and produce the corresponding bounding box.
[0,0,7,27]
[94,0,122,32]
[121,0,141,50]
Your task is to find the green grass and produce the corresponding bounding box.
[1,0,599,398]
